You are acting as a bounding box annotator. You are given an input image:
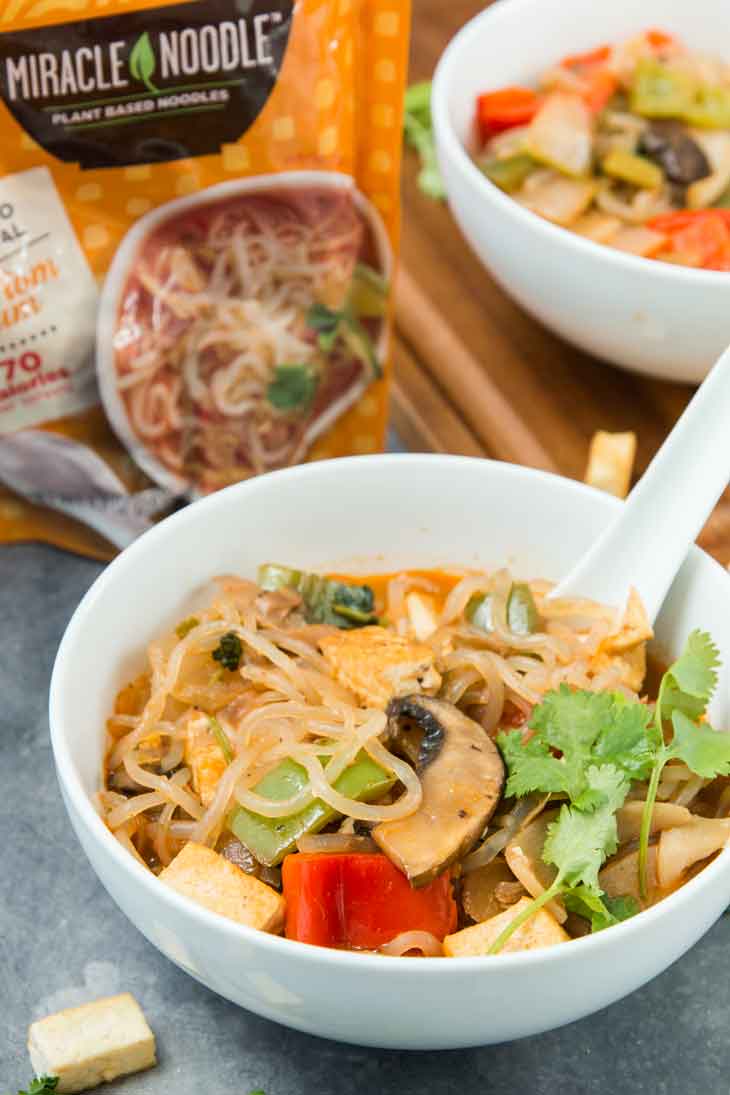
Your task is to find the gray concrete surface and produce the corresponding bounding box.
[2,540,730,1094]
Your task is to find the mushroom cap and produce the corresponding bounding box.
[372,695,505,887]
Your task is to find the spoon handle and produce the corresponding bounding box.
[551,347,730,623]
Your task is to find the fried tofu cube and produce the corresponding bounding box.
[160,842,285,932]
[405,592,440,641]
[590,642,647,693]
[184,718,227,807]
[319,625,441,708]
[443,896,569,957]
[604,586,653,653]
[27,993,156,1093]
[585,430,637,499]
[591,587,653,691]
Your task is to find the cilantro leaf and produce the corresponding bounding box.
[668,710,730,779]
[498,686,654,802]
[657,629,720,726]
[542,764,629,891]
[497,727,580,800]
[590,696,654,779]
[564,886,639,932]
[267,364,318,411]
[18,1079,59,1095]
[604,894,641,922]
[638,630,723,896]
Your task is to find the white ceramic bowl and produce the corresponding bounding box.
[432,0,730,384]
[50,455,730,1049]
[96,171,393,494]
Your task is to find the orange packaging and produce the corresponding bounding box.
[0,0,409,559]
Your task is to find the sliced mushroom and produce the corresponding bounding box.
[505,809,567,924]
[462,858,523,923]
[657,817,730,891]
[639,120,711,186]
[616,801,692,845]
[687,131,730,208]
[599,845,658,909]
[372,696,505,887]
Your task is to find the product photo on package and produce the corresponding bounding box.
[0,0,410,559]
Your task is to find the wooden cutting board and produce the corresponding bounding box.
[392,0,730,566]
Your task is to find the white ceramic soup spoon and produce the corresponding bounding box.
[551,345,730,623]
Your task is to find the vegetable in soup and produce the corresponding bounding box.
[473,29,730,270]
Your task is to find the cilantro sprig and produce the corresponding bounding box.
[498,687,654,803]
[493,628,729,951]
[14,1078,58,1095]
[637,631,723,896]
[488,764,631,953]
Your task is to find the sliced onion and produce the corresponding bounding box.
[518,171,597,227]
[527,93,592,177]
[296,834,377,855]
[462,793,548,873]
[657,818,730,890]
[123,752,203,820]
[379,931,443,957]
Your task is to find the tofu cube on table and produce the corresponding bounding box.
[27,993,156,1093]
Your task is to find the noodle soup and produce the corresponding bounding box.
[103,564,730,957]
[102,176,391,494]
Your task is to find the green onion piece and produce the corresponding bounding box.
[480,154,536,193]
[630,59,695,119]
[175,616,200,639]
[209,715,234,765]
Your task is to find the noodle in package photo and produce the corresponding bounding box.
[0,0,410,558]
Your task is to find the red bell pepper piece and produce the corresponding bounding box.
[560,44,612,71]
[560,43,617,113]
[282,853,458,949]
[645,28,677,51]
[582,69,618,113]
[647,210,730,269]
[648,209,730,234]
[476,86,541,143]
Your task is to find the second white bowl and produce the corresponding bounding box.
[432,0,730,383]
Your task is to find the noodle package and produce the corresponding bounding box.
[0,0,409,558]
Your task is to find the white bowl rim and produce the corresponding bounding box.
[432,0,730,286]
[96,169,394,495]
[49,453,730,974]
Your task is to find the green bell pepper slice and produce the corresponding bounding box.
[601,148,663,190]
[480,154,536,193]
[228,751,395,866]
[684,84,730,128]
[257,564,378,629]
[630,59,695,119]
[467,581,540,636]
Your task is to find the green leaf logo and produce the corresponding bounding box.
[129,32,159,93]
